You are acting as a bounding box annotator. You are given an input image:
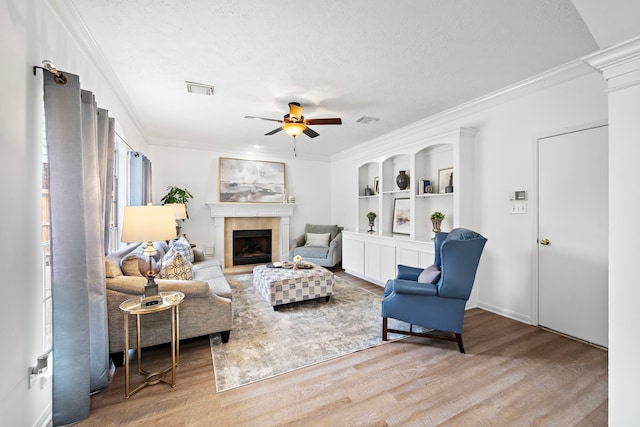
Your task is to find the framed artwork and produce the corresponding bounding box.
[373,176,380,194]
[438,167,454,194]
[392,198,411,235]
[219,157,285,203]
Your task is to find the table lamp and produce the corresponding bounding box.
[121,204,176,306]
[167,203,187,237]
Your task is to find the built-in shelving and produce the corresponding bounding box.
[345,127,477,284]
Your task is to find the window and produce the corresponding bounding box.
[41,114,52,352]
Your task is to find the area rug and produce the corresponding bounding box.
[209,273,407,392]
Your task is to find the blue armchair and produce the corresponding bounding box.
[382,228,487,353]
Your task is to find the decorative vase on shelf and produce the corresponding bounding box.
[445,171,454,193]
[366,212,376,233]
[430,211,445,239]
[396,170,409,190]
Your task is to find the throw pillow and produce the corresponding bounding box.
[120,243,146,276]
[305,232,331,247]
[105,256,122,278]
[169,235,194,263]
[418,264,441,284]
[159,250,193,280]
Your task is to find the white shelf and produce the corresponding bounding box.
[415,192,454,198]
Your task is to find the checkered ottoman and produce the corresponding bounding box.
[252,264,334,310]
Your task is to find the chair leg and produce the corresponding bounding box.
[456,333,465,353]
[382,317,388,341]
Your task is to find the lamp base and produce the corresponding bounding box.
[141,278,162,306]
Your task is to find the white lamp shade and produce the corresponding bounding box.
[121,205,177,243]
[168,203,187,220]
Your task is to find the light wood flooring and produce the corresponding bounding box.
[80,270,608,426]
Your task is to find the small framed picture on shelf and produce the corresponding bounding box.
[438,167,454,194]
[373,176,379,194]
[392,198,410,235]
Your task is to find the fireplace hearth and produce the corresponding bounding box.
[233,229,272,265]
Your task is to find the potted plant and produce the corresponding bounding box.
[366,211,377,233]
[161,186,194,218]
[430,211,445,235]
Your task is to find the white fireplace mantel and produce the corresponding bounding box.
[206,203,295,267]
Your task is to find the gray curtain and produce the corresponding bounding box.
[129,151,152,205]
[44,72,112,425]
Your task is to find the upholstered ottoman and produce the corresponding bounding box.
[252,264,334,310]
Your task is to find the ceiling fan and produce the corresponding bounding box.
[245,102,342,139]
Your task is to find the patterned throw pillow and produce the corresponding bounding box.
[159,250,192,280]
[305,232,331,247]
[169,235,194,263]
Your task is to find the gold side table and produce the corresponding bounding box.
[119,291,184,399]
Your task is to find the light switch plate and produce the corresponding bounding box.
[511,204,527,214]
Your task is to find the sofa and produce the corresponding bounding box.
[105,239,232,357]
[289,224,343,268]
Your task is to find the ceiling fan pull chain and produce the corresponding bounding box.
[293,136,297,157]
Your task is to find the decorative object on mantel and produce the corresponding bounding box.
[438,167,454,194]
[422,179,433,194]
[219,157,285,203]
[287,195,296,203]
[396,170,409,190]
[366,211,377,233]
[430,211,445,239]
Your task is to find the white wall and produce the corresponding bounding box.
[331,65,607,324]
[148,145,334,252]
[1,0,146,424]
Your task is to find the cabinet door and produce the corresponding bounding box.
[365,241,396,284]
[342,236,365,276]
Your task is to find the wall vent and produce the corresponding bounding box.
[185,81,215,96]
[355,115,379,124]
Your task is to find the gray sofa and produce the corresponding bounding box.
[289,224,343,268]
[106,242,232,356]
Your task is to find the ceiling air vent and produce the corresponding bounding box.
[185,81,214,96]
[355,115,379,124]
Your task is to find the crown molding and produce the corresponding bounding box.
[334,59,595,162]
[46,0,148,145]
[582,36,640,92]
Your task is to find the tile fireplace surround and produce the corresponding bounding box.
[206,203,295,268]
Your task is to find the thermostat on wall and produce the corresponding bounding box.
[509,190,527,201]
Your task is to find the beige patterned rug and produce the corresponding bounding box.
[209,273,407,392]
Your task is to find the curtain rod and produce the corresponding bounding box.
[34,61,141,157]
[33,60,68,85]
[115,130,140,156]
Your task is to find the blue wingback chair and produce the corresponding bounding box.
[381,228,487,353]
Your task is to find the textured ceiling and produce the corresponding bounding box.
[64,0,598,160]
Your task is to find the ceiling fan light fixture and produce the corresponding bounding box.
[282,122,306,137]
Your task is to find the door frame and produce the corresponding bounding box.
[531,119,608,326]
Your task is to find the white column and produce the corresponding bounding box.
[213,217,225,262]
[583,36,640,425]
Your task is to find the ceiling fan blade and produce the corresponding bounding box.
[303,127,320,138]
[305,118,342,125]
[245,115,282,123]
[265,127,283,136]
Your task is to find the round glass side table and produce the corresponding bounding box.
[119,291,184,399]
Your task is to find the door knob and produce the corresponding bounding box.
[540,238,550,246]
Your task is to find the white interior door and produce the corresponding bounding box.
[538,125,608,348]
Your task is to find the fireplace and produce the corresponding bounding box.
[233,229,272,265]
